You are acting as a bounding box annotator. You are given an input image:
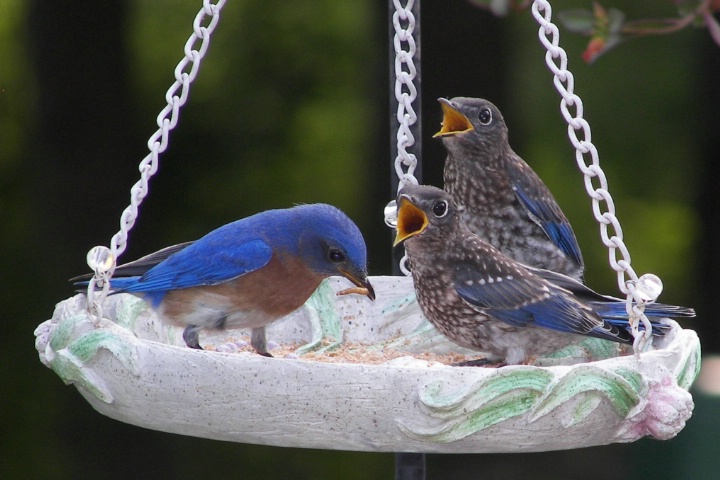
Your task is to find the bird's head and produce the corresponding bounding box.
[433,97,508,147]
[394,184,462,246]
[295,204,375,301]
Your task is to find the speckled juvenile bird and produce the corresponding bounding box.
[394,184,694,365]
[434,97,584,281]
[75,204,375,356]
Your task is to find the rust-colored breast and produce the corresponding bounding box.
[160,253,324,327]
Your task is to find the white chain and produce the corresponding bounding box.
[85,0,226,319]
[392,0,420,275]
[531,0,657,352]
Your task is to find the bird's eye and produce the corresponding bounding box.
[432,201,448,218]
[328,248,345,263]
[478,108,492,125]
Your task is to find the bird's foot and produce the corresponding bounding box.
[183,325,204,350]
[257,351,274,358]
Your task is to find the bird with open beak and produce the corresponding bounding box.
[434,96,585,281]
[394,184,694,365]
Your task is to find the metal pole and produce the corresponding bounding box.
[390,1,425,479]
[395,452,426,480]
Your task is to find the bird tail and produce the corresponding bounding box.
[72,277,165,307]
[593,301,695,320]
[70,241,195,305]
[72,277,141,293]
[603,318,671,337]
[594,301,694,339]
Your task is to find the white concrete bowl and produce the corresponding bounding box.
[35,276,699,453]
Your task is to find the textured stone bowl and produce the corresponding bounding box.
[34,276,699,453]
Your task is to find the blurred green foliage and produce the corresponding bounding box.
[0,0,34,251]
[504,7,702,299]
[123,0,380,242]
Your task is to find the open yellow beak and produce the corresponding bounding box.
[433,98,474,138]
[393,196,429,246]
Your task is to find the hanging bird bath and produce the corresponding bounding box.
[35,275,699,453]
[34,0,700,461]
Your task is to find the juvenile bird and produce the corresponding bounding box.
[394,184,694,365]
[434,97,584,281]
[75,204,375,355]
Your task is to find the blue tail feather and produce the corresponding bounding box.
[604,317,671,336]
[73,276,167,307]
[592,301,695,320]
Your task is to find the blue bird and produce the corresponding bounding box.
[434,97,584,281]
[75,204,375,356]
[394,184,694,365]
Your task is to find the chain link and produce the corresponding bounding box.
[85,0,226,319]
[392,0,419,194]
[531,0,657,352]
[392,0,420,276]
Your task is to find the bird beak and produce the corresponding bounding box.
[393,195,428,246]
[433,98,473,138]
[339,268,376,301]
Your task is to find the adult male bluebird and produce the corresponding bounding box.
[434,97,584,281]
[394,184,694,365]
[76,204,375,356]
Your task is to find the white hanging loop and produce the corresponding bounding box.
[84,0,227,318]
[85,246,115,321]
[531,0,660,352]
[384,200,399,228]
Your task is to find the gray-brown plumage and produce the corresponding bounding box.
[435,97,584,281]
[394,184,694,365]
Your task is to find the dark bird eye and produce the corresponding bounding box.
[432,201,448,218]
[329,248,345,263]
[478,108,492,125]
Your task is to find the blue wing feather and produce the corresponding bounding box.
[120,239,273,293]
[112,211,292,294]
[454,259,688,344]
[508,160,584,268]
[453,254,623,341]
[513,184,583,267]
[455,277,600,334]
[528,266,696,319]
